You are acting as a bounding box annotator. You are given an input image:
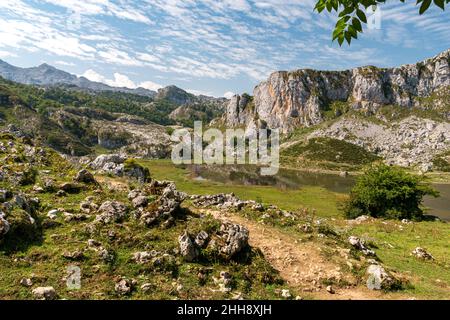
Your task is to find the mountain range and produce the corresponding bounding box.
[0,59,155,97]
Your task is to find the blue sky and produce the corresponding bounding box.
[0,0,449,98]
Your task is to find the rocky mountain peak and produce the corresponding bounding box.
[226,49,450,133]
[156,85,194,105]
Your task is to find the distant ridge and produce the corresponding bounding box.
[0,59,156,97]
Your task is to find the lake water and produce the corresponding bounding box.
[190,165,450,221]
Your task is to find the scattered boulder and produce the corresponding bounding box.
[56,190,66,197]
[0,189,12,202]
[366,264,398,290]
[251,203,264,212]
[62,250,85,261]
[141,181,186,226]
[178,231,199,262]
[80,198,99,214]
[133,251,159,264]
[216,222,249,260]
[281,289,291,299]
[132,195,148,209]
[20,278,33,287]
[213,271,232,293]
[195,231,209,248]
[123,159,150,183]
[115,278,136,296]
[299,223,313,233]
[128,189,142,201]
[348,236,375,256]
[47,209,59,220]
[0,212,10,237]
[96,201,127,224]
[141,283,155,293]
[326,285,335,294]
[411,247,434,260]
[32,286,56,300]
[59,182,82,194]
[74,169,97,184]
[90,154,126,176]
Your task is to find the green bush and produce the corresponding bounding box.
[343,164,439,220]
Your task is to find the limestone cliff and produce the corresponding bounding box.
[227,49,450,133]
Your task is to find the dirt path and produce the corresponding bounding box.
[204,209,404,300]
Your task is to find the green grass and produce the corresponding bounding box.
[281,137,380,172]
[348,220,450,299]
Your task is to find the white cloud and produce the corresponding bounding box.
[110,73,137,88]
[81,69,107,82]
[54,60,75,66]
[41,0,153,25]
[223,91,235,99]
[186,89,214,97]
[81,69,136,88]
[0,50,16,58]
[81,69,163,91]
[139,80,163,91]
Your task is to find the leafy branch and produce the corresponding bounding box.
[314,0,448,45]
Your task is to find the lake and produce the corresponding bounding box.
[190,165,450,221]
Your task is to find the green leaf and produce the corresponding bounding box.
[434,0,445,10]
[352,17,363,32]
[332,28,341,41]
[348,25,358,39]
[356,9,368,23]
[344,31,352,44]
[419,0,432,14]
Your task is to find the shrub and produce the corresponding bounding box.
[343,164,439,220]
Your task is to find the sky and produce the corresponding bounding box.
[0,0,449,98]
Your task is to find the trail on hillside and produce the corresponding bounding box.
[205,209,404,300]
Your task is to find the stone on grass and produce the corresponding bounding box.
[178,231,199,262]
[32,286,56,300]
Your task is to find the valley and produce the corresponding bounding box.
[0,49,449,301]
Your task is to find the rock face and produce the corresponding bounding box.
[308,116,450,169]
[227,49,450,134]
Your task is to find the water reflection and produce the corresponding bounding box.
[190,165,450,221]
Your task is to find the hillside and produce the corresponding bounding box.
[1,133,448,300]
[0,76,229,158]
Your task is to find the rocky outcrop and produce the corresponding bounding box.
[307,116,450,169]
[95,201,128,224]
[227,49,450,134]
[90,154,150,182]
[366,264,399,290]
[51,108,171,158]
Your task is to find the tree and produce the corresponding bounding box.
[315,0,448,45]
[343,163,439,220]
